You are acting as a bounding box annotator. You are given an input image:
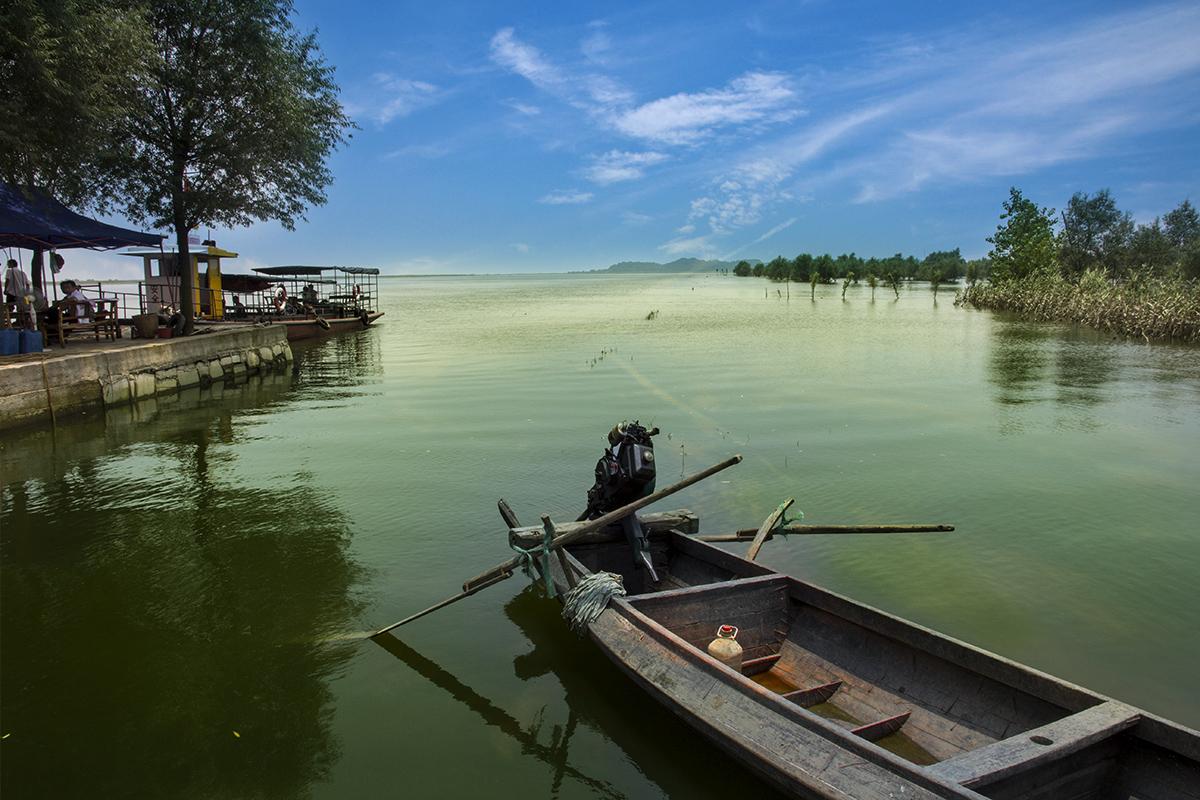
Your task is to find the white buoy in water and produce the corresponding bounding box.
[707,624,743,672]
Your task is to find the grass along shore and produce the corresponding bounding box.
[956,272,1200,343]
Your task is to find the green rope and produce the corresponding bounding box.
[778,505,804,534]
[508,528,557,596]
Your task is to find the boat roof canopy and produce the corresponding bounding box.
[254,265,380,276]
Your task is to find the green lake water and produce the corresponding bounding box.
[2,273,1198,798]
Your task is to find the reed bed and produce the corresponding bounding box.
[956,272,1200,343]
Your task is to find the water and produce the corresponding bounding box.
[2,274,1198,798]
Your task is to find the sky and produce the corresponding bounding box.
[49,0,1200,278]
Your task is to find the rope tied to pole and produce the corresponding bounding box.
[561,572,626,634]
[777,504,804,536]
[508,525,555,595]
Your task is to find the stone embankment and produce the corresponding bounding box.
[0,325,292,431]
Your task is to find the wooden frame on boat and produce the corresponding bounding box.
[517,515,1200,800]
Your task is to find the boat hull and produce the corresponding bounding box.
[281,311,384,341]
[527,523,1200,800]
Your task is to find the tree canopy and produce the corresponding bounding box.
[0,0,148,207]
[987,188,1058,283]
[1058,190,1133,276]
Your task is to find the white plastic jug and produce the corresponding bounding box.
[707,624,743,672]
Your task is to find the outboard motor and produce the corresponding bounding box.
[581,421,661,583]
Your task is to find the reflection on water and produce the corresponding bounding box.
[503,588,786,800]
[1,369,364,799]
[372,587,785,800]
[988,322,1051,408]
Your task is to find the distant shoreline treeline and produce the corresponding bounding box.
[730,249,985,284]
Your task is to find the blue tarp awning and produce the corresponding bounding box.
[0,182,164,250]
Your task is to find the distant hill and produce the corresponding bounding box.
[586,257,757,274]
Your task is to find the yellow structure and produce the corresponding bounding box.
[125,243,238,319]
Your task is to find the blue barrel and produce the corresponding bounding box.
[0,328,18,356]
[18,329,43,353]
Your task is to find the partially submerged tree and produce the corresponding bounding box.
[987,188,1057,283]
[866,273,877,299]
[886,271,901,299]
[106,0,353,331]
[809,270,819,299]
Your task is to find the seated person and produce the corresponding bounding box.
[301,283,318,304]
[230,295,247,318]
[58,280,93,322]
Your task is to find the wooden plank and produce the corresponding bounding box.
[741,654,781,676]
[926,701,1141,788]
[782,680,843,707]
[497,498,521,529]
[746,498,794,561]
[853,712,912,742]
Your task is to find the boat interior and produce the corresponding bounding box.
[562,528,1200,800]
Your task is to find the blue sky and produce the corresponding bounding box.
[70,0,1200,277]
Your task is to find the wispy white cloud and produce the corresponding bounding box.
[490,28,563,92]
[684,2,1200,236]
[350,74,440,126]
[658,234,715,257]
[539,190,594,205]
[505,100,542,116]
[613,72,799,145]
[490,27,632,110]
[621,210,653,225]
[721,217,799,259]
[490,28,800,166]
[583,150,668,184]
[581,22,613,64]
[384,143,452,160]
[512,242,530,253]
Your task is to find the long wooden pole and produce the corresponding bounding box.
[697,523,954,542]
[370,454,742,638]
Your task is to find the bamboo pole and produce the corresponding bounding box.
[697,523,954,542]
[370,454,742,638]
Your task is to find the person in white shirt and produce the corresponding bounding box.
[59,280,93,322]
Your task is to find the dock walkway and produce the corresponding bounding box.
[0,325,292,431]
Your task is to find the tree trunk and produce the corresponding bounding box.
[171,186,194,334]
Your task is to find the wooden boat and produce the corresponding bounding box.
[513,511,1200,800]
[253,266,384,341]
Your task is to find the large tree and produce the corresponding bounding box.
[0,0,148,207]
[1057,189,1133,277]
[987,188,1057,283]
[106,0,353,331]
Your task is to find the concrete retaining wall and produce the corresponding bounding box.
[0,326,292,431]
